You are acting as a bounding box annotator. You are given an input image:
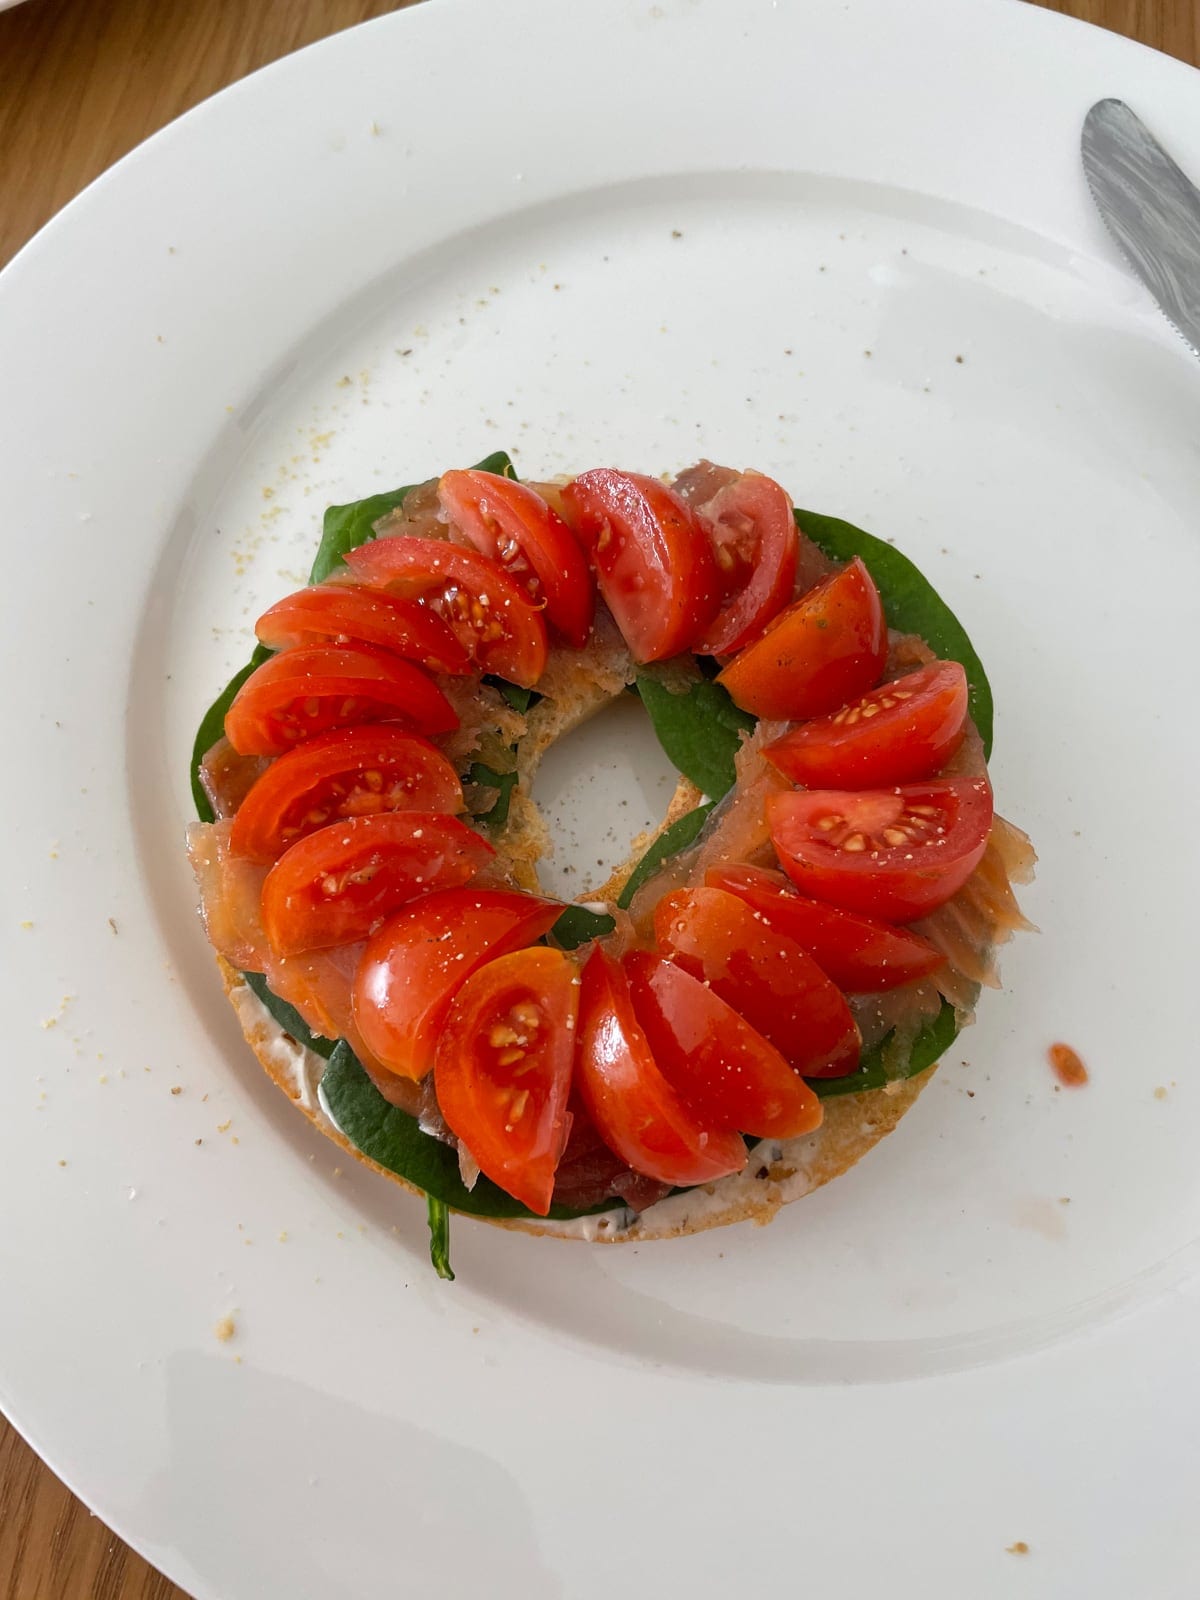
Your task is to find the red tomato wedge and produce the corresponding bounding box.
[229,726,464,863]
[224,644,458,756]
[434,948,579,1215]
[625,952,823,1138]
[352,888,561,1081]
[560,469,721,662]
[653,887,860,1078]
[261,812,494,955]
[717,557,887,719]
[764,661,968,789]
[693,472,798,656]
[438,470,595,648]
[574,947,747,1187]
[767,777,993,922]
[342,537,548,687]
[254,584,470,674]
[705,863,945,992]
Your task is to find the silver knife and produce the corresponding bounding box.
[1081,97,1200,356]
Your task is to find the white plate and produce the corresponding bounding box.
[3,1,1200,1594]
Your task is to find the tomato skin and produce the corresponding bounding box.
[229,726,464,863]
[764,661,968,789]
[224,644,458,756]
[560,469,721,662]
[717,557,887,719]
[575,947,747,1187]
[261,812,495,955]
[352,888,561,1080]
[767,777,993,922]
[624,952,823,1138]
[705,863,945,992]
[653,887,860,1078]
[343,536,549,687]
[435,947,579,1215]
[437,470,595,648]
[255,584,471,675]
[693,472,798,656]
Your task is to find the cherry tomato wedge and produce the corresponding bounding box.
[653,887,860,1078]
[625,952,823,1138]
[717,557,887,719]
[560,469,721,662]
[766,777,993,922]
[575,947,747,1187]
[254,584,470,674]
[224,644,458,757]
[693,471,798,656]
[229,726,464,863]
[434,947,578,1215]
[764,661,968,789]
[705,863,945,992]
[438,470,595,648]
[261,812,495,955]
[353,888,561,1080]
[343,537,548,687]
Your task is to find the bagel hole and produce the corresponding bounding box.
[530,693,682,900]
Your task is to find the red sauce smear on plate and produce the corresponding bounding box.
[1048,1042,1088,1087]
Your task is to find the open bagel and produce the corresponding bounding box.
[189,456,1034,1264]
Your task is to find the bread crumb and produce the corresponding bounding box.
[1006,1541,1029,1555]
[170,1085,182,1096]
[214,1315,236,1343]
[57,1159,67,1168]
[278,1230,288,1243]
[1154,1086,1168,1101]
[20,920,33,930]
[216,1119,232,1134]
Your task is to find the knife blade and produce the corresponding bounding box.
[1081,97,1200,356]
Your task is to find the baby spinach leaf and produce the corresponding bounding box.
[466,761,519,830]
[189,645,272,822]
[239,969,334,1059]
[551,905,616,949]
[309,449,516,584]
[636,674,755,800]
[483,674,538,714]
[426,1196,455,1280]
[617,803,714,909]
[309,485,416,585]
[319,1042,617,1220]
[809,999,958,1099]
[797,509,994,757]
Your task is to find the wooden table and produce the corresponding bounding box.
[0,0,1194,1593]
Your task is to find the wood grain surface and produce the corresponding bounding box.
[0,0,1194,1595]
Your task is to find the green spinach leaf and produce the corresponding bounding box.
[240,969,334,1059]
[635,674,755,800]
[466,761,519,830]
[426,1196,455,1280]
[617,803,714,909]
[797,509,994,757]
[551,905,616,949]
[320,1042,617,1220]
[810,999,958,1099]
[189,645,271,823]
[483,675,538,715]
